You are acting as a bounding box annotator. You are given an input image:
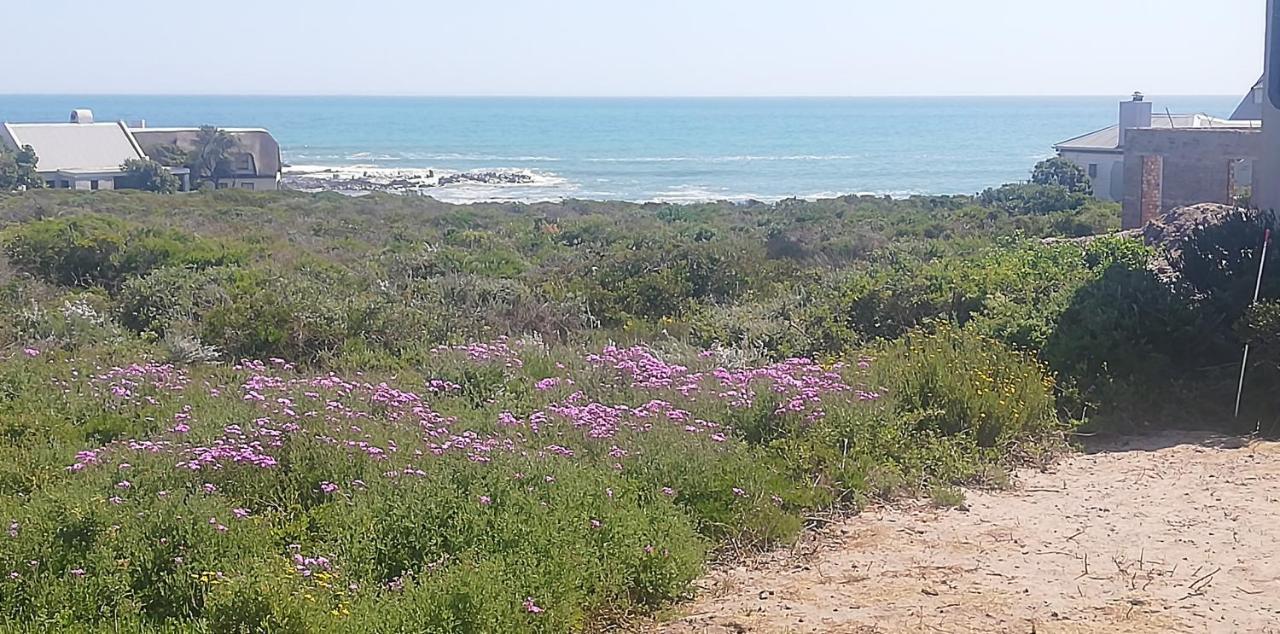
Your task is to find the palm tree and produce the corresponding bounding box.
[190,126,238,188]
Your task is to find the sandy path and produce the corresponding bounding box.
[657,432,1280,633]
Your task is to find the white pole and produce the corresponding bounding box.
[1235,229,1272,418]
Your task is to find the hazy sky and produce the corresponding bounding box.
[2,0,1266,96]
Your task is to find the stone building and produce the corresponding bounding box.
[1054,97,1257,204]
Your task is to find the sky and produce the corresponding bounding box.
[1,0,1266,96]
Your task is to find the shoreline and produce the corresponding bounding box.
[281,164,927,204]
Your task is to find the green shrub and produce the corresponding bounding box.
[1031,157,1092,195]
[116,266,239,336]
[2,215,243,290]
[875,324,1060,448]
[1174,209,1280,334]
[119,158,181,194]
[978,183,1087,216]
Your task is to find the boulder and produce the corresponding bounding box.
[1141,203,1246,255]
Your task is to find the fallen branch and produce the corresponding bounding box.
[1189,567,1221,592]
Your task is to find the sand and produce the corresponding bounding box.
[656,432,1280,633]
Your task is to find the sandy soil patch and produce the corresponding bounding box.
[656,432,1280,633]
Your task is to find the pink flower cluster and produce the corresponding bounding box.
[63,344,878,518]
[432,337,525,368]
[588,345,876,420]
[292,551,334,577]
[90,363,190,403]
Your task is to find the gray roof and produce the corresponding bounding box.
[1231,76,1266,121]
[2,122,144,172]
[1055,114,1261,152]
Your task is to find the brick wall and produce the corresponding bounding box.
[1121,128,1262,229]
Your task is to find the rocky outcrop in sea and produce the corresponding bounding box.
[283,167,538,195]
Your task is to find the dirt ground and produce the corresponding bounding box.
[657,432,1280,633]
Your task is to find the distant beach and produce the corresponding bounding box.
[0,95,1241,203]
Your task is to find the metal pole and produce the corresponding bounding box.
[1235,228,1272,418]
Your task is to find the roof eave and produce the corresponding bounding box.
[1055,145,1122,154]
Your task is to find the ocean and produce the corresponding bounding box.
[0,95,1241,203]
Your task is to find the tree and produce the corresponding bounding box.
[978,183,1088,216]
[120,158,181,194]
[148,144,191,168]
[0,144,43,191]
[1031,157,1092,195]
[189,126,238,188]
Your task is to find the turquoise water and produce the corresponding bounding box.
[0,95,1241,202]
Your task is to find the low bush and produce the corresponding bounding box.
[0,335,1064,631]
[1,215,244,291]
[978,183,1088,216]
[874,324,1060,449]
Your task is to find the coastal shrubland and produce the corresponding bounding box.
[0,180,1275,631]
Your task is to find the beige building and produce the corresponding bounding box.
[1054,95,1260,205]
[131,127,282,191]
[0,110,281,192]
[1055,1,1279,228]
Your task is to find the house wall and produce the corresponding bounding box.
[1121,128,1263,228]
[1058,150,1124,201]
[78,178,115,191]
[1258,0,1280,211]
[210,177,279,192]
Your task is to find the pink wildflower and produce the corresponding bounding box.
[478,495,492,506]
[523,597,544,614]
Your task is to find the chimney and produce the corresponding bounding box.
[1118,92,1152,147]
[70,109,94,124]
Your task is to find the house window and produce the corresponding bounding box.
[1088,164,1098,178]
[90,180,99,191]
[216,182,230,190]
[233,154,255,174]
[240,182,255,191]
[45,180,56,189]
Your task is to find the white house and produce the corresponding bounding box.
[1053,93,1260,202]
[0,110,148,191]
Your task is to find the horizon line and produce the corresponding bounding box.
[0,92,1242,99]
